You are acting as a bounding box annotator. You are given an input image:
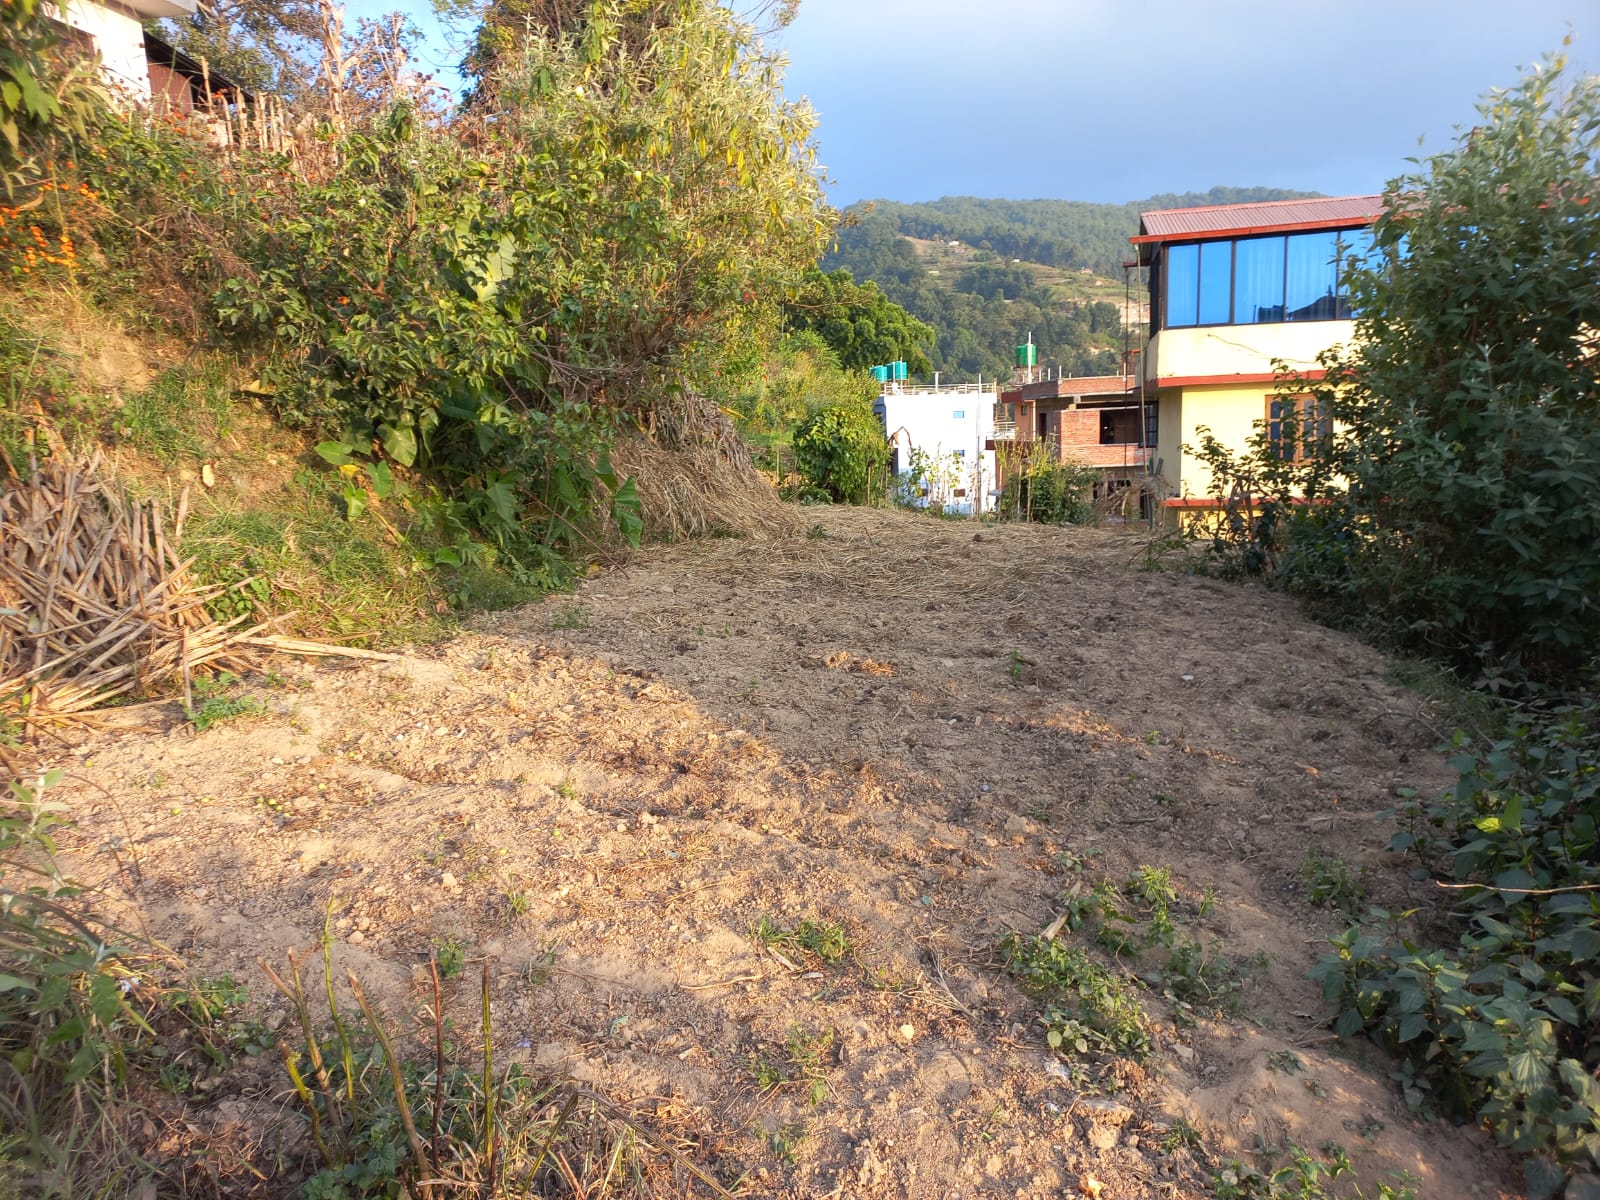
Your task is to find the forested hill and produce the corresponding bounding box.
[830,188,1326,277]
[820,187,1323,381]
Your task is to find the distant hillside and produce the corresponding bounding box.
[830,188,1326,277]
[822,187,1324,381]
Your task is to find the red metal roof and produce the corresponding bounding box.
[1131,195,1384,245]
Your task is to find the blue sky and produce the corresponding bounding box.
[773,0,1594,205]
[359,0,1594,207]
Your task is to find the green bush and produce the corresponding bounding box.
[791,399,887,504]
[998,456,1098,525]
[1313,709,1600,1196]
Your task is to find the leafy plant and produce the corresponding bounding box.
[999,932,1150,1057]
[1313,709,1600,1195]
[791,398,888,504]
[752,916,851,966]
[433,936,467,980]
[997,453,1098,525]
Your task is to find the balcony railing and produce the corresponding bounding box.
[992,421,1017,440]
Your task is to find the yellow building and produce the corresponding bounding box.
[1130,195,1383,516]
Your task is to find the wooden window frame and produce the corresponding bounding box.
[1265,393,1331,463]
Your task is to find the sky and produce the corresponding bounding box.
[357,0,1596,208]
[771,0,1595,206]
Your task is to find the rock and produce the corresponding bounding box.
[440,871,458,890]
[1086,1123,1119,1150]
[1077,1097,1136,1126]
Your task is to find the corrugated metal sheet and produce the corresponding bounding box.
[1133,195,1384,244]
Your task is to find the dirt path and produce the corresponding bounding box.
[56,507,1516,1199]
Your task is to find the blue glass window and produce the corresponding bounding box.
[1198,241,1232,325]
[1233,236,1285,324]
[1286,232,1340,321]
[952,410,964,419]
[1165,244,1198,327]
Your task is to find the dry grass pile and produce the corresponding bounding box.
[0,450,390,740]
[611,436,800,542]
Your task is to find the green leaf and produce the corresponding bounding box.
[377,422,417,467]
[1523,1155,1565,1200]
[314,441,355,466]
[0,973,32,992]
[1508,1048,1552,1092]
[366,460,394,499]
[1396,1012,1428,1043]
[342,486,366,521]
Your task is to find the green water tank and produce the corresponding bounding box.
[1015,344,1037,368]
[870,365,889,383]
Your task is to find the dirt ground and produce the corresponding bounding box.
[52,506,1519,1199]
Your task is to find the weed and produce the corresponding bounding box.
[1211,1141,1418,1199]
[1299,849,1365,918]
[1199,885,1220,919]
[0,770,148,1191]
[1000,932,1150,1058]
[503,890,531,918]
[1267,1049,1304,1075]
[186,690,266,732]
[555,779,579,801]
[752,916,851,966]
[551,602,590,630]
[806,523,828,539]
[433,936,466,979]
[1160,1117,1203,1154]
[1162,937,1250,1014]
[1008,649,1026,684]
[263,947,732,1198]
[518,944,559,988]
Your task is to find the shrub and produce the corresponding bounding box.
[791,399,887,503]
[998,456,1098,525]
[1313,708,1600,1196]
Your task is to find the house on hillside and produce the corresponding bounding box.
[876,382,999,515]
[45,0,252,121]
[1129,194,1383,516]
[993,370,1150,503]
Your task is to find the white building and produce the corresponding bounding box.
[46,0,199,104]
[876,383,999,515]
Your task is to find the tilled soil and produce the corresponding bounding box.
[55,507,1517,1199]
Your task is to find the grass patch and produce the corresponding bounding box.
[751,916,851,966]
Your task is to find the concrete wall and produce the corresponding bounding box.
[1147,321,1353,382]
[882,387,997,514]
[1163,383,1286,498]
[51,0,151,101]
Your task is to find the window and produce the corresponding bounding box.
[951,409,965,419]
[1266,394,1331,462]
[1162,229,1378,330]
[954,448,966,458]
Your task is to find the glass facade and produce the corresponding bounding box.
[1160,228,1376,330]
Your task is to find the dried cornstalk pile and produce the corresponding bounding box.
[0,452,389,734]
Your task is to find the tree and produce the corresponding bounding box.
[218,0,829,574]
[156,0,321,95]
[1321,53,1600,686]
[783,267,934,376]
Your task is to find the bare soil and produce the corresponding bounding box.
[54,506,1518,1199]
